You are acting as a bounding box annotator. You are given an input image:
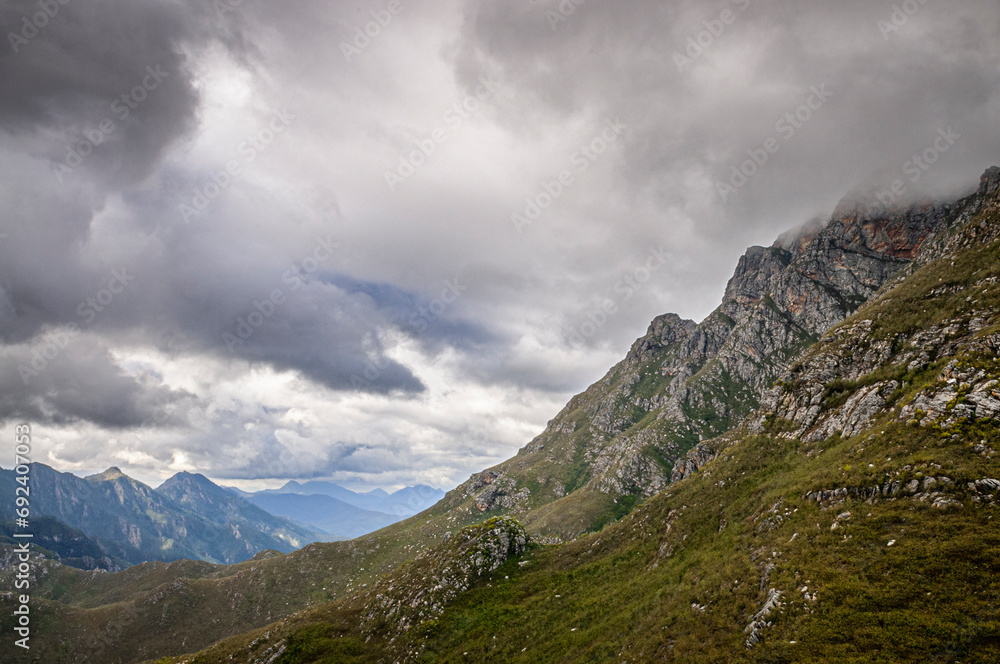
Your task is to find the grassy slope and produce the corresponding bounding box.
[0,515,487,663]
[151,422,1000,663]
[150,197,1000,664]
[413,427,1000,663]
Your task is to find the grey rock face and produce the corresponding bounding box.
[755,316,999,442]
[361,517,528,636]
[803,475,963,509]
[722,246,793,321]
[900,341,1000,428]
[745,588,782,648]
[807,380,899,442]
[980,166,1000,197]
[670,443,716,484]
[625,313,699,366]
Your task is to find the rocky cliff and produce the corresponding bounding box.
[443,180,964,538]
[672,165,1000,480]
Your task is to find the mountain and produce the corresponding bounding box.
[255,480,445,516]
[427,184,955,540]
[244,492,399,539]
[0,516,128,572]
[0,464,321,566]
[385,485,447,514]
[6,167,999,664]
[156,471,322,546]
[228,479,446,537]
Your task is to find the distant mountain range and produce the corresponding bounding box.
[227,480,445,538]
[239,479,445,514]
[0,464,321,566]
[241,494,398,539]
[0,464,446,569]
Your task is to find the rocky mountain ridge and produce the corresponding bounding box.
[668,165,1000,481]
[443,178,964,539]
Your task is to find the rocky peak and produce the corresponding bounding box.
[980,166,1000,197]
[86,467,126,482]
[721,246,792,321]
[772,217,827,257]
[624,312,697,365]
[159,471,211,490]
[648,313,697,344]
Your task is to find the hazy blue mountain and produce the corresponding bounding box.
[156,471,322,546]
[244,492,400,539]
[256,479,445,516]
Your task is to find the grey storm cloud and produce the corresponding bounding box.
[0,0,436,405]
[0,0,205,188]
[0,0,998,487]
[0,333,200,429]
[170,409,422,483]
[454,0,1000,234]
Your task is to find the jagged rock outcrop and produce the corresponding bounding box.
[803,474,965,510]
[753,308,999,442]
[592,428,680,495]
[360,517,528,635]
[901,351,1000,428]
[625,313,699,366]
[744,588,782,648]
[464,470,530,513]
[670,443,716,484]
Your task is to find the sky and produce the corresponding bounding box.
[0,0,998,492]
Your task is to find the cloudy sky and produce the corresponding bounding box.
[1,0,998,491]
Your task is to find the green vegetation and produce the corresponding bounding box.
[863,240,1000,343]
[277,624,367,663]
[147,416,1000,664]
[562,442,593,495]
